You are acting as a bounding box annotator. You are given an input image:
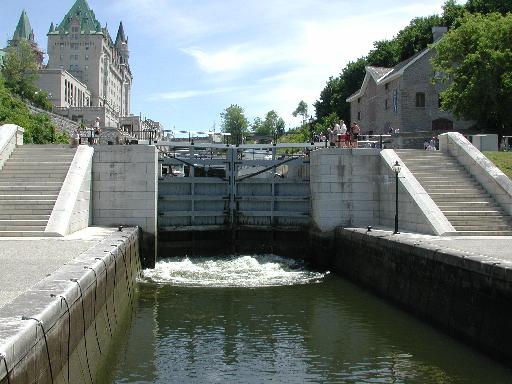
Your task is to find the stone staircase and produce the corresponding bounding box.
[0,145,76,237]
[395,149,512,236]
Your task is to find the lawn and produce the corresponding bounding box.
[483,151,512,180]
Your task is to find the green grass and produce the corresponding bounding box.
[483,151,512,180]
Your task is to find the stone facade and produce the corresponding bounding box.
[347,29,474,135]
[37,68,91,108]
[46,0,132,116]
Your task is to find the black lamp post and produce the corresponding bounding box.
[392,160,401,234]
[309,116,315,144]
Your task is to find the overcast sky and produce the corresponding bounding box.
[0,0,462,136]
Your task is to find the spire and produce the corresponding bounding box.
[12,10,33,42]
[115,21,127,46]
[53,0,101,34]
[48,22,55,33]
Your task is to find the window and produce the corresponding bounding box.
[357,97,361,104]
[85,54,89,60]
[385,83,389,91]
[438,94,442,108]
[357,111,361,120]
[385,99,389,110]
[415,92,425,108]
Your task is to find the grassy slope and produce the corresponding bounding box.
[483,151,512,180]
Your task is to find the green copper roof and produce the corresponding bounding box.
[12,10,33,41]
[54,0,101,34]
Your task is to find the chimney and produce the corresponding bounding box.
[432,26,448,42]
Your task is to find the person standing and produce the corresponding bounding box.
[351,122,361,148]
[329,125,336,147]
[93,117,101,144]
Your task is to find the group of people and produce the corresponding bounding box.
[76,117,102,145]
[328,120,361,148]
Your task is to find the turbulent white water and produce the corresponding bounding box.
[139,255,328,287]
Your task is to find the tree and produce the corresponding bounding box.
[432,12,512,135]
[292,100,308,125]
[2,40,38,98]
[251,117,263,134]
[220,104,249,144]
[465,0,512,15]
[0,79,68,143]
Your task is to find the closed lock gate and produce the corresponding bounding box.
[157,143,312,231]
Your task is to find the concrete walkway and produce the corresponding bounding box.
[349,227,512,266]
[0,227,119,309]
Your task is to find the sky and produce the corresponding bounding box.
[0,0,462,136]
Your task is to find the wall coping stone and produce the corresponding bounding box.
[45,145,94,236]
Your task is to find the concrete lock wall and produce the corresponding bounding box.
[0,124,24,171]
[310,148,451,235]
[311,228,512,363]
[0,228,141,384]
[92,145,158,267]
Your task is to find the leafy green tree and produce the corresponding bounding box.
[1,40,52,111]
[251,117,263,133]
[220,104,249,144]
[0,80,68,143]
[432,12,512,134]
[2,40,38,97]
[465,0,512,15]
[292,100,308,125]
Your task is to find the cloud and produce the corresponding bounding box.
[148,85,253,101]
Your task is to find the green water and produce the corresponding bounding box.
[100,255,512,383]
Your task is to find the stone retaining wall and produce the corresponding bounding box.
[0,228,141,384]
[311,228,512,363]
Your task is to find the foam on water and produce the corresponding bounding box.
[139,255,328,287]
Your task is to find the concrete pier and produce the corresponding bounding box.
[0,227,141,384]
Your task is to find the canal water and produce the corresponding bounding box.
[100,255,512,383]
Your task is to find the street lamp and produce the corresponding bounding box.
[309,116,315,144]
[392,160,401,234]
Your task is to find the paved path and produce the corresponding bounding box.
[0,227,116,309]
[350,227,512,266]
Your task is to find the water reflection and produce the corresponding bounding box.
[105,256,512,383]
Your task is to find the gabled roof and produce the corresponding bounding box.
[346,46,432,103]
[12,10,33,42]
[51,0,101,34]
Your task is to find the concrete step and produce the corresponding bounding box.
[0,175,66,181]
[0,225,46,231]
[0,215,50,220]
[0,231,48,237]
[3,164,71,170]
[0,193,58,201]
[0,181,63,186]
[430,194,491,202]
[444,210,506,217]
[0,201,55,209]
[0,186,61,193]
[0,209,53,215]
[453,230,512,236]
[425,188,485,194]
[453,225,512,231]
[0,169,69,174]
[437,201,498,209]
[0,220,48,226]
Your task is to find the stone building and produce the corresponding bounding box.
[1,10,44,69]
[46,0,132,117]
[346,27,473,135]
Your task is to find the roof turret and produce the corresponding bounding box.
[12,10,34,42]
[115,21,127,46]
[51,0,101,34]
